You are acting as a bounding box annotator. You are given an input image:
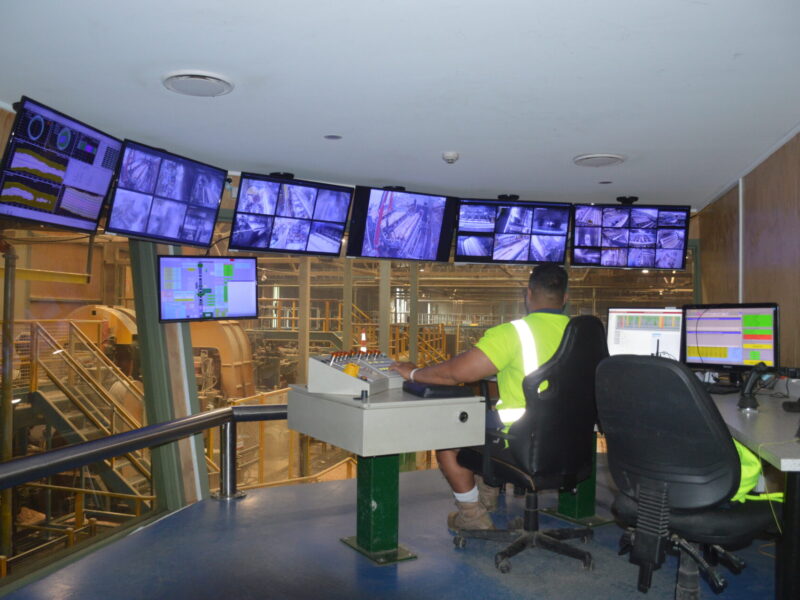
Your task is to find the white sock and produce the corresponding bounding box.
[454,486,479,503]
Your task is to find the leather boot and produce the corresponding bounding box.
[476,474,500,512]
[447,500,494,531]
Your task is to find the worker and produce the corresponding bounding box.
[390,264,569,530]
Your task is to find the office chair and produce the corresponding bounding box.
[454,315,609,572]
[595,355,776,597]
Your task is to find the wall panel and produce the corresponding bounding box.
[0,107,13,148]
[697,186,739,303]
[743,133,800,367]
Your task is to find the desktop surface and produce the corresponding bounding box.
[711,391,800,471]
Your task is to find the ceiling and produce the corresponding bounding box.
[2,1,800,210]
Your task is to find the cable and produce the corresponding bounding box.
[1,234,92,244]
[205,234,231,256]
[757,542,776,559]
[754,439,796,536]
[769,376,790,399]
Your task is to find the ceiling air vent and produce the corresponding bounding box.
[572,153,625,167]
[162,71,234,97]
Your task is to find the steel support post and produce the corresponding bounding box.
[1,242,17,557]
[214,421,245,500]
[341,454,415,564]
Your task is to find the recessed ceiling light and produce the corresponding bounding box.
[598,181,613,185]
[162,70,234,97]
[324,134,343,140]
[573,153,625,167]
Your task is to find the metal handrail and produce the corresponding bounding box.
[0,405,288,498]
[68,322,144,405]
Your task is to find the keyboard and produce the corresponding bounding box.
[703,382,740,395]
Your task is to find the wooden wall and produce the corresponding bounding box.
[0,107,13,148]
[697,186,739,303]
[699,132,800,367]
[743,134,800,367]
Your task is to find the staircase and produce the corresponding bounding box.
[24,321,151,502]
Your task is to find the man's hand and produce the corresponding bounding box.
[389,361,417,380]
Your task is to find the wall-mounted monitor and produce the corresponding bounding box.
[454,198,571,264]
[158,256,258,322]
[607,307,683,360]
[0,96,122,233]
[571,204,691,269]
[106,140,226,247]
[229,173,353,256]
[681,303,779,372]
[346,187,458,261]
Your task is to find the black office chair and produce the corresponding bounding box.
[595,355,776,597]
[454,315,609,572]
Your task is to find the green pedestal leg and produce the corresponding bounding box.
[341,454,417,564]
[556,433,599,523]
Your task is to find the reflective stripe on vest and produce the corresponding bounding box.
[497,407,525,424]
[511,318,539,375]
[497,319,540,425]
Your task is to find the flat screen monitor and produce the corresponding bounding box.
[0,96,122,233]
[680,303,779,371]
[607,307,683,359]
[229,173,353,256]
[454,198,571,264]
[346,187,458,261]
[158,256,258,322]
[571,204,691,269]
[106,140,226,247]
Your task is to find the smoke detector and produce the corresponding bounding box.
[162,71,234,97]
[572,153,625,167]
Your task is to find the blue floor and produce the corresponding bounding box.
[2,468,776,599]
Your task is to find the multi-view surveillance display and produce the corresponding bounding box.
[105,140,226,247]
[0,97,121,232]
[229,173,352,256]
[571,204,690,270]
[346,187,458,262]
[0,96,696,272]
[455,199,571,264]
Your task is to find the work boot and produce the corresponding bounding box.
[447,500,494,531]
[476,475,500,512]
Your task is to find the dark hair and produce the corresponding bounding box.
[528,264,568,299]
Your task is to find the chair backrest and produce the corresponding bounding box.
[508,315,608,490]
[595,355,740,510]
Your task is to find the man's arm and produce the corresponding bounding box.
[390,347,497,385]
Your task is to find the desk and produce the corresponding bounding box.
[712,392,800,600]
[288,385,485,563]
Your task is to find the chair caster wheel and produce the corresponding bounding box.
[495,557,511,573]
[453,535,466,549]
[582,557,593,570]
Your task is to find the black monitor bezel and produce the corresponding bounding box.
[453,197,572,265]
[570,203,691,270]
[345,186,459,262]
[0,95,123,234]
[157,255,258,323]
[680,302,780,372]
[229,172,354,257]
[105,139,227,248]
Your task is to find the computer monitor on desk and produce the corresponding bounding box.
[680,303,780,375]
[606,307,682,359]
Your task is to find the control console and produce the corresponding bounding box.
[307,351,405,395]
